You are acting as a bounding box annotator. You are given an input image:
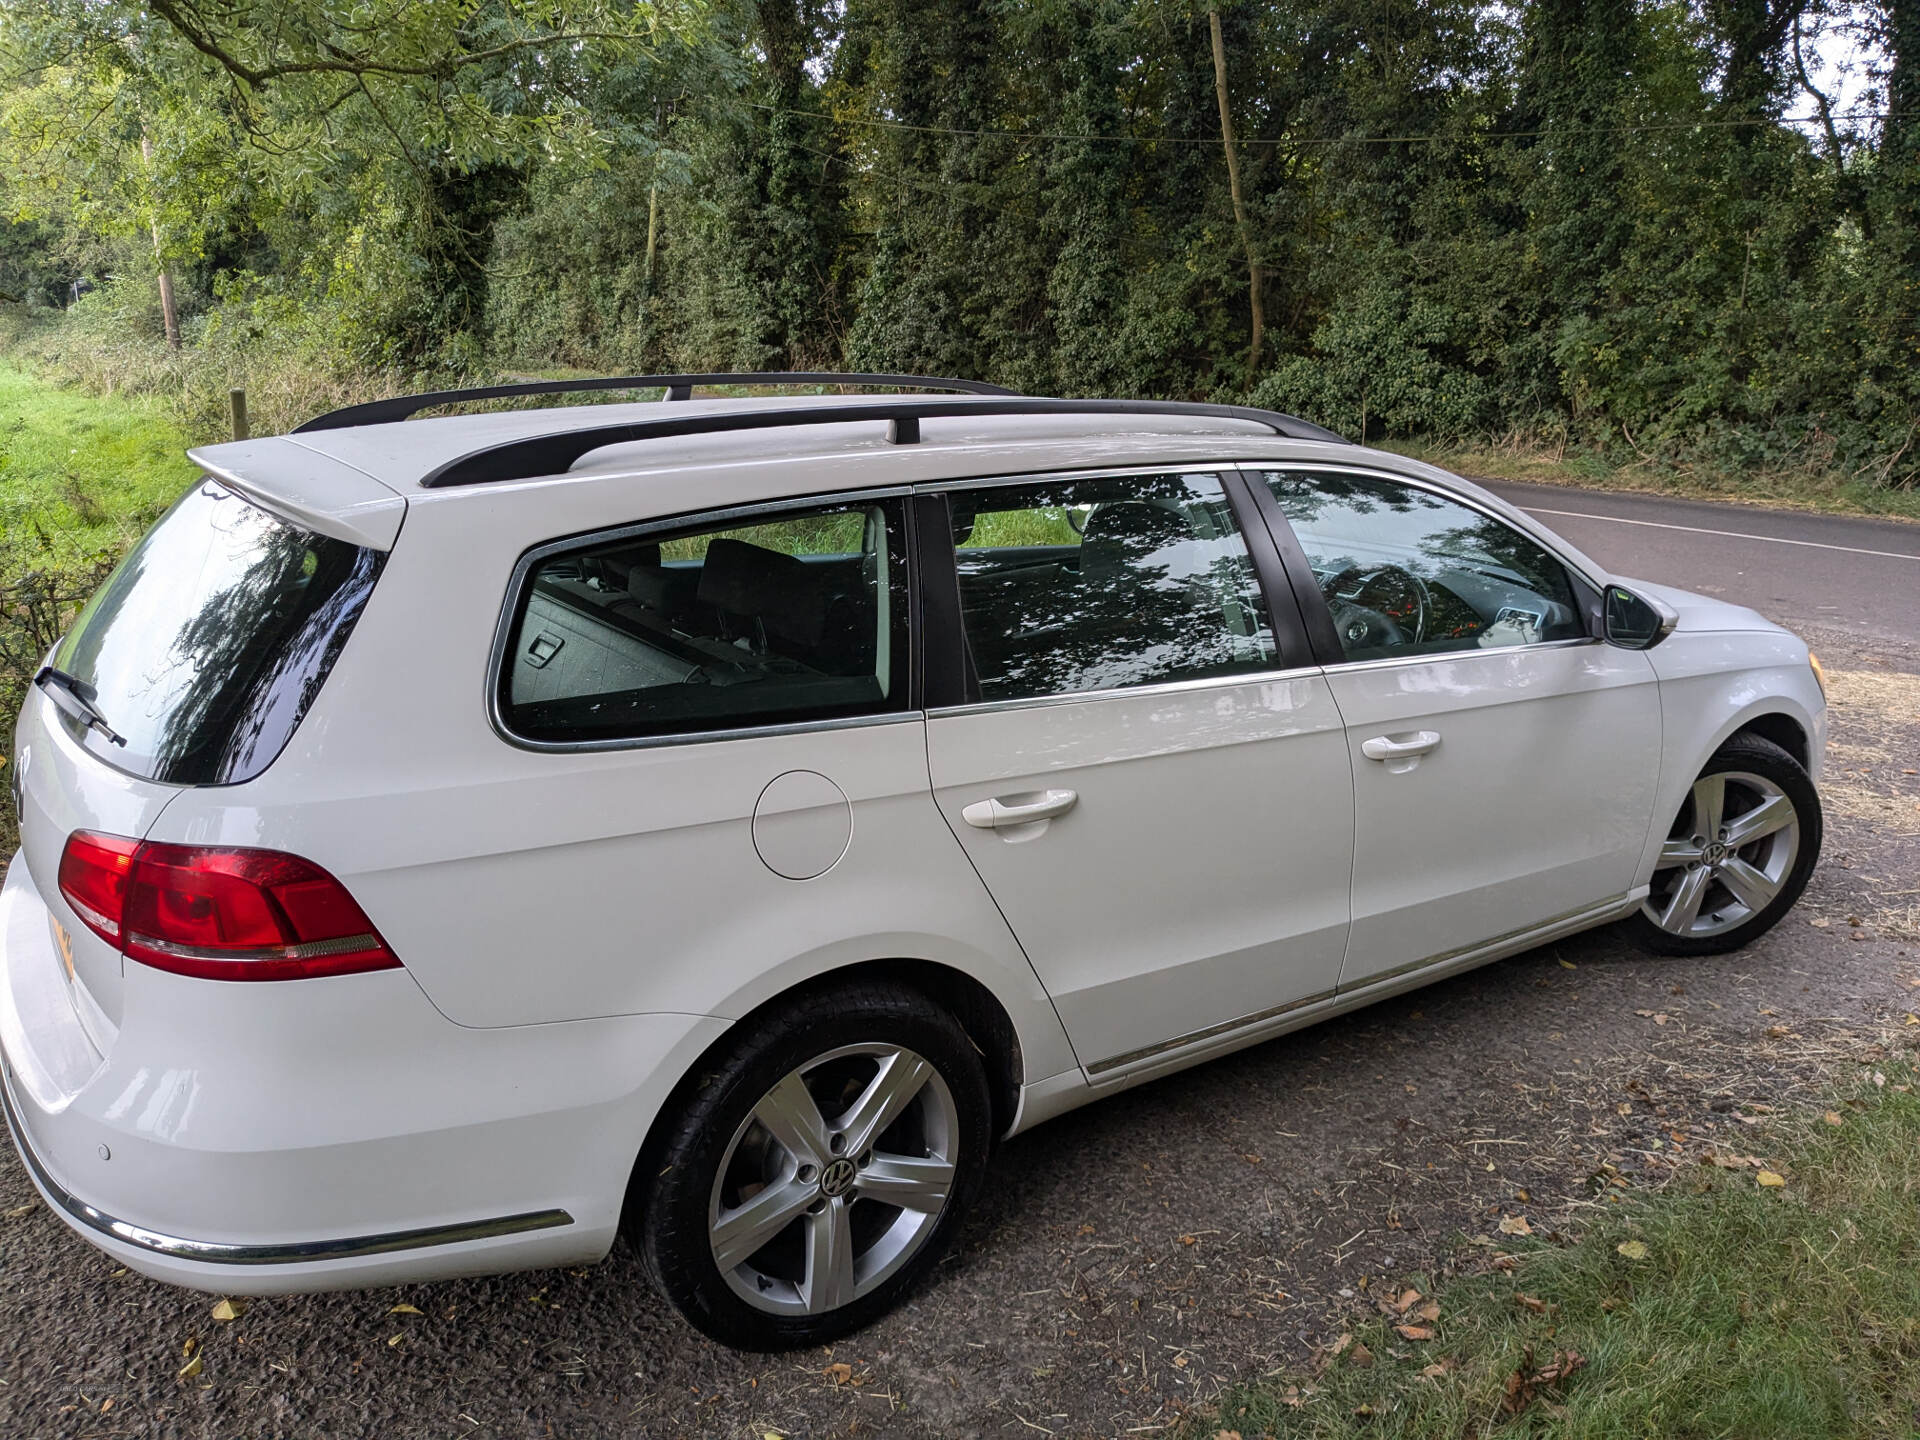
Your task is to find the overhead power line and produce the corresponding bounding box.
[748,100,1906,148]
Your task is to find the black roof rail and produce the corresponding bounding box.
[417,397,1344,488]
[293,372,1020,433]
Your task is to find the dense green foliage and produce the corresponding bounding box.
[0,0,1915,488]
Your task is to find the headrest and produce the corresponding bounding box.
[622,544,672,611]
[1079,503,1191,587]
[698,538,828,647]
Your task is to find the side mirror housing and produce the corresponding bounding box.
[1603,584,1678,650]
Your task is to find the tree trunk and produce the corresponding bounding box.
[1207,5,1262,378]
[140,134,181,349]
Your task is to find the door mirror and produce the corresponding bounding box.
[1603,584,1677,649]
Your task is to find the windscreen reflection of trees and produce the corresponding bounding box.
[136,515,379,784]
[961,476,1277,702]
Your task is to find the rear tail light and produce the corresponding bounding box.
[57,831,400,981]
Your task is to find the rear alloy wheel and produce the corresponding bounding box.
[635,983,991,1349]
[1629,733,1821,956]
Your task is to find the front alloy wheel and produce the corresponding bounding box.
[636,982,991,1349]
[1631,733,1821,956]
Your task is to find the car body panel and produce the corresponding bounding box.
[927,669,1354,1073]
[1325,640,1663,987]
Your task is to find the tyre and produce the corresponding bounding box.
[1628,733,1822,957]
[633,980,993,1349]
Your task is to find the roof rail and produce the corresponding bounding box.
[417,397,1344,488]
[293,372,1020,432]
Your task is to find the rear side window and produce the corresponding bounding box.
[943,472,1280,703]
[52,480,385,785]
[500,499,910,745]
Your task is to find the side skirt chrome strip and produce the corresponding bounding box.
[1087,988,1338,1077]
[1,1064,573,1266]
[1083,894,1636,1078]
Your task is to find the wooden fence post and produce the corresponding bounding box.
[229,388,249,441]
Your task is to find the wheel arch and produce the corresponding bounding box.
[621,958,1028,1232]
[1727,710,1811,771]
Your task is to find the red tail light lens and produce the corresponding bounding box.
[57,831,400,981]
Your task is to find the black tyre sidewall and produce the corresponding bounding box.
[636,982,992,1350]
[1629,734,1823,957]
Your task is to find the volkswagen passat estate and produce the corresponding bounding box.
[0,374,1824,1348]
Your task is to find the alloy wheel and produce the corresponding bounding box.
[1643,769,1800,939]
[708,1043,959,1316]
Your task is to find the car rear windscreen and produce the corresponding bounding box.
[50,479,386,785]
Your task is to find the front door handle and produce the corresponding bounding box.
[1361,730,1441,763]
[961,788,1079,830]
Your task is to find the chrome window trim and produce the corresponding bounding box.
[488,486,915,754]
[908,460,1237,495]
[2,1060,572,1265]
[1235,459,1612,593]
[1318,635,1601,678]
[925,663,1326,719]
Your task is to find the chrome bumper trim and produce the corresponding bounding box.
[0,1060,573,1266]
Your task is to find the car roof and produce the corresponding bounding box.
[185,394,1612,586]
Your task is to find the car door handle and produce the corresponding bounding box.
[961,788,1079,830]
[1361,731,1441,762]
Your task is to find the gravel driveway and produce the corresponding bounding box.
[4,501,1918,1439]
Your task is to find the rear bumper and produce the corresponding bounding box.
[0,852,729,1293]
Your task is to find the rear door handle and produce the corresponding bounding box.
[1361,730,1441,762]
[961,788,1079,830]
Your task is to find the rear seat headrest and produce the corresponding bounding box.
[698,538,828,647]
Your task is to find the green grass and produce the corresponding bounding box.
[0,360,196,559]
[1189,1069,1920,1439]
[1383,438,1920,525]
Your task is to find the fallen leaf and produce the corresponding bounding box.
[210,1298,245,1323]
[177,1353,203,1381]
[1514,1188,1531,1203]
[100,1398,114,1414]
[1415,1300,1441,1322]
[1515,1293,1548,1314]
[1765,1025,1791,1038]
[387,1334,402,1347]
[1328,1333,1353,1359]
[1824,1111,1844,1126]
[1499,1215,1533,1236]
[1616,1101,1633,1115]
[1394,1324,1435,1341]
[1213,1431,1243,1440]
[1348,1342,1374,1368]
[389,1304,422,1316]
[1810,916,1831,928]
[1419,1359,1457,1378]
[1757,1170,1786,1188]
[1179,1234,1197,1246]
[1353,1403,1376,1416]
[1616,1240,1650,1261]
[824,1362,853,1385]
[1558,959,1577,970]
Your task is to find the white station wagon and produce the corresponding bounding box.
[0,374,1825,1348]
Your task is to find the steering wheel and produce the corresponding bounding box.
[1322,564,1433,651]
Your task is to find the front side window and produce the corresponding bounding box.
[1258,470,1586,663]
[945,472,1279,703]
[501,500,908,744]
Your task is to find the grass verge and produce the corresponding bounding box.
[1189,1065,1920,1439]
[1382,438,1920,524]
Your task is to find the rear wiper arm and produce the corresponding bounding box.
[34,666,126,747]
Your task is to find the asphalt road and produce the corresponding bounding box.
[1479,479,1920,643]
[2,483,1918,1440]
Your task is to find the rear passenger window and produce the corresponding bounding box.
[501,500,909,744]
[944,473,1280,703]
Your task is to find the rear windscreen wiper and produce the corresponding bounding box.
[34,666,127,747]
